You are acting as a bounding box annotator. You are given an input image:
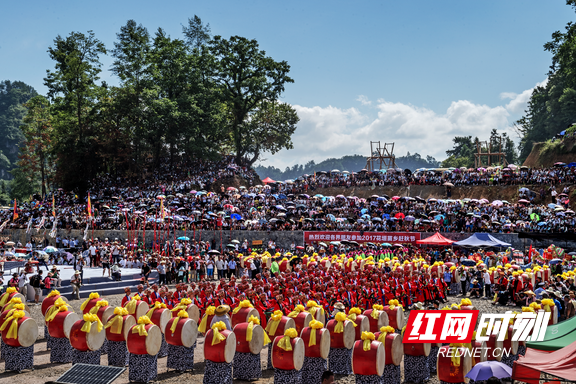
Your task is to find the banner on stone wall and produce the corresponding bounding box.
[304,231,421,245]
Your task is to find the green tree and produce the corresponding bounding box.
[182,15,211,49]
[44,30,107,195]
[0,80,38,178]
[208,35,295,165]
[18,95,53,196]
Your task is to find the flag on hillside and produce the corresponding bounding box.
[13,200,18,221]
[52,195,56,217]
[87,193,92,218]
[160,198,165,219]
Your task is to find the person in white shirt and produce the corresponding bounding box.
[18,271,28,298]
[483,269,492,298]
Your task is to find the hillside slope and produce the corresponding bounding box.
[523,137,576,167]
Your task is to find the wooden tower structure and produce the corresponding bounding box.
[365,141,397,171]
[474,136,508,168]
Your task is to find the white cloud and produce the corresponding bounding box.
[356,95,372,106]
[259,80,547,170]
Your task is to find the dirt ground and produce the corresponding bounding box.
[0,291,502,384]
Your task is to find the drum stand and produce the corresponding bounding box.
[166,344,195,372]
[128,353,158,383]
[107,340,129,367]
[3,344,34,373]
[50,337,74,363]
[72,349,101,365]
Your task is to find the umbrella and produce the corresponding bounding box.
[43,246,58,253]
[461,259,477,266]
[549,258,563,265]
[443,182,454,187]
[231,240,240,244]
[319,242,327,247]
[177,236,190,241]
[465,361,512,381]
[208,250,220,255]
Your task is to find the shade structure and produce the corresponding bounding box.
[453,233,511,248]
[262,177,275,184]
[416,232,455,246]
[526,315,576,351]
[513,339,576,384]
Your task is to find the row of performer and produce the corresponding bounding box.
[0,288,524,384]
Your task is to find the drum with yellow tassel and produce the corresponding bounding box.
[47,309,80,339]
[326,317,355,349]
[127,318,162,356]
[166,316,198,348]
[41,291,67,316]
[383,301,405,330]
[81,293,103,314]
[364,307,390,333]
[123,297,149,320]
[230,302,260,327]
[271,330,305,371]
[1,311,38,347]
[374,328,403,366]
[437,345,473,384]
[105,308,137,342]
[351,335,386,377]
[204,325,236,363]
[0,288,25,311]
[70,314,105,352]
[300,325,330,359]
[290,310,312,334]
[234,321,265,355]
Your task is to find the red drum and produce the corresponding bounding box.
[70,319,106,351]
[204,329,236,363]
[320,259,331,270]
[374,331,403,366]
[48,311,80,338]
[42,294,67,316]
[351,340,386,376]
[1,315,38,347]
[444,262,454,269]
[0,307,31,328]
[300,327,330,359]
[310,307,326,325]
[93,305,115,324]
[459,305,476,311]
[149,308,171,333]
[352,314,369,340]
[279,260,291,272]
[0,291,24,311]
[473,340,488,364]
[292,312,312,334]
[234,322,265,355]
[486,334,504,361]
[542,268,551,281]
[230,307,260,328]
[82,298,102,314]
[503,325,519,355]
[266,316,295,338]
[437,345,473,383]
[105,315,136,342]
[363,309,390,333]
[127,323,162,355]
[165,317,198,348]
[124,300,149,320]
[451,269,461,283]
[383,306,404,330]
[240,256,253,268]
[326,319,355,349]
[404,342,431,356]
[271,336,305,371]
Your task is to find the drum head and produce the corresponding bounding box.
[359,316,369,333]
[378,311,390,328]
[18,318,38,347]
[158,310,171,333]
[292,337,305,371]
[476,341,488,362]
[389,334,403,366]
[249,324,264,355]
[224,331,236,363]
[423,342,431,356]
[343,320,355,349]
[135,302,150,319]
[145,324,162,356]
[63,312,80,338]
[86,321,106,351]
[186,305,200,323]
[123,315,137,341]
[319,328,330,359]
[100,307,115,323]
[180,319,198,348]
[375,342,386,376]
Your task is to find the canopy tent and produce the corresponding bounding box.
[526,315,576,351]
[453,233,511,248]
[262,177,275,184]
[416,232,455,246]
[513,339,576,384]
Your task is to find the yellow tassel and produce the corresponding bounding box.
[211,321,227,345]
[361,331,375,351]
[81,292,100,311]
[334,312,347,333]
[132,315,152,336]
[265,310,283,336]
[231,300,253,314]
[278,328,298,351]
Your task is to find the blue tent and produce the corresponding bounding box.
[454,233,511,248]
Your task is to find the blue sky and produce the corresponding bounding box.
[1,1,573,168]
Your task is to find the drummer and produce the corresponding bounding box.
[210,305,232,330]
[331,302,345,319]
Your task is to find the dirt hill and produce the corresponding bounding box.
[523,136,576,168]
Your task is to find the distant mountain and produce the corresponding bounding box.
[254,152,440,181]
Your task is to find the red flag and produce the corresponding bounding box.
[52,195,56,217]
[87,193,92,218]
[12,200,18,221]
[529,244,533,262]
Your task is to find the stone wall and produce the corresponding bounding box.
[3,228,574,252]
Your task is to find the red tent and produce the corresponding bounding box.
[262,177,275,184]
[513,341,576,384]
[416,232,455,246]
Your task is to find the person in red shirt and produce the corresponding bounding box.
[121,287,132,307]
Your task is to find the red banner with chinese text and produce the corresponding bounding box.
[304,231,421,245]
